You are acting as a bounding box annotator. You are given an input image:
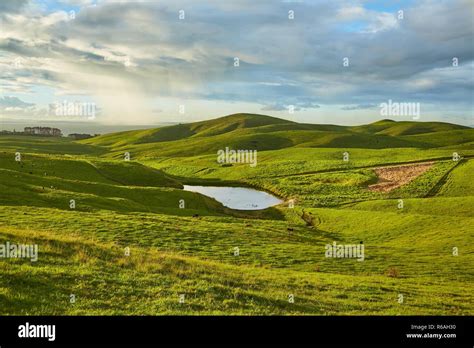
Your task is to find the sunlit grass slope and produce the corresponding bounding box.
[81,114,474,159]
[0,114,472,315]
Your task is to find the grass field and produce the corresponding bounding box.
[0,114,473,315]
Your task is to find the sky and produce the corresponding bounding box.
[0,0,473,128]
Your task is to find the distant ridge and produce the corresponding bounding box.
[350,119,468,136]
[374,119,396,123]
[80,113,474,158]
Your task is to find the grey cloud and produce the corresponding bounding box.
[0,96,34,109]
[261,104,289,111]
[0,0,29,13]
[0,96,45,119]
[341,104,378,110]
[0,0,472,123]
[261,101,320,112]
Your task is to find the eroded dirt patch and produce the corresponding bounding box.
[368,162,434,192]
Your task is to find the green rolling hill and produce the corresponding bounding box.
[0,113,472,315]
[350,119,469,135]
[80,114,474,158]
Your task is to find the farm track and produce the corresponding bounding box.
[424,158,469,197]
[85,160,126,186]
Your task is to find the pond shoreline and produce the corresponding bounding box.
[183,185,283,210]
[178,178,288,201]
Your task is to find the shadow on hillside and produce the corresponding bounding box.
[169,175,253,187]
[222,206,286,221]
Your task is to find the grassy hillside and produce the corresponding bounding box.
[1,212,471,315]
[81,114,474,159]
[0,114,472,315]
[350,119,469,135]
[437,159,474,196]
[82,114,293,146]
[0,135,106,155]
[0,151,280,219]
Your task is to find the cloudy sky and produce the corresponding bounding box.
[0,0,473,127]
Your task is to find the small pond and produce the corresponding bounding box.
[183,185,283,210]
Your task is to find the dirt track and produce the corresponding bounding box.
[368,162,434,192]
